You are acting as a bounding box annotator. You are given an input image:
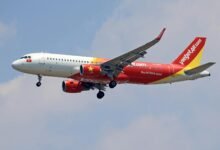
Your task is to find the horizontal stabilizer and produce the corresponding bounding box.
[184,62,215,75]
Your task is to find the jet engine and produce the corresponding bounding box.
[80,64,102,76]
[62,79,84,93]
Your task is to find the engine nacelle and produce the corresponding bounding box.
[62,79,84,93]
[80,64,102,76]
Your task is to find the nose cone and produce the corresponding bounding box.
[12,60,22,71]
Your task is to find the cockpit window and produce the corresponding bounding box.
[20,56,31,59]
[20,56,27,59]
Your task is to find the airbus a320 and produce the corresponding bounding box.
[12,28,215,99]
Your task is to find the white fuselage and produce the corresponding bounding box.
[12,53,97,78]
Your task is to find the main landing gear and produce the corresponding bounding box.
[96,80,117,99]
[96,81,117,99]
[97,91,105,99]
[36,75,42,87]
[109,80,117,88]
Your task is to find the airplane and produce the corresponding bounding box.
[12,28,215,99]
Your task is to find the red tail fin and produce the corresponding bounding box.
[172,37,206,68]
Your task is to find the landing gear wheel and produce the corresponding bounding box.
[36,82,41,87]
[97,91,105,99]
[36,75,42,87]
[109,80,117,88]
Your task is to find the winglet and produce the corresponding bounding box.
[156,28,166,41]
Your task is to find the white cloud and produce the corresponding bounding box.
[97,115,193,150]
[0,75,148,150]
[0,75,96,115]
[94,106,220,150]
[0,75,97,149]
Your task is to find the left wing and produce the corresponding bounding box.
[100,28,166,79]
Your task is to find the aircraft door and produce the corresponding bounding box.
[39,54,45,65]
[38,53,46,74]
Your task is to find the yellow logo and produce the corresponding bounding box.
[88,66,93,73]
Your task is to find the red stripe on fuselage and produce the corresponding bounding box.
[69,62,184,84]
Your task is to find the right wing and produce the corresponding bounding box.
[100,28,166,79]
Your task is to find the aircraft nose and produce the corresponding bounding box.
[12,60,22,70]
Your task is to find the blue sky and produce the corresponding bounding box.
[0,0,220,150]
[0,0,119,82]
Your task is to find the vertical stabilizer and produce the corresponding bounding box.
[172,37,206,68]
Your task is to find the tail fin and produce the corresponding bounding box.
[172,37,206,68]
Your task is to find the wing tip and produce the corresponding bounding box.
[156,27,166,41]
[208,62,216,66]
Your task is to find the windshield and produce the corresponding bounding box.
[20,56,31,59]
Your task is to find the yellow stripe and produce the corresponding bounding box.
[152,47,204,84]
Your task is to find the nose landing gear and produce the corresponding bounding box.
[36,75,42,87]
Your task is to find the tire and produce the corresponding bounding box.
[97,91,105,99]
[36,82,41,87]
[109,80,117,88]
